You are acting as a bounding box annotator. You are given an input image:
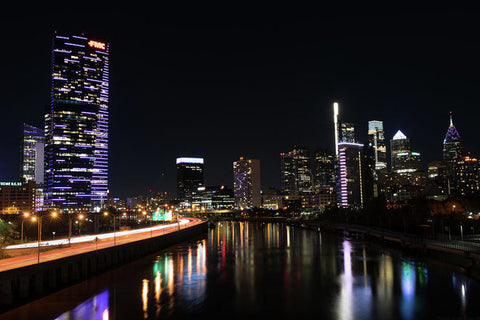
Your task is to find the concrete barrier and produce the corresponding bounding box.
[0,222,207,312]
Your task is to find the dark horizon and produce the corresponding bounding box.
[1,6,480,199]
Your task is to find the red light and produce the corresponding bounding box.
[220,185,224,190]
[88,40,106,50]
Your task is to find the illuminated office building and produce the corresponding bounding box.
[425,160,449,199]
[443,112,462,162]
[453,155,479,196]
[280,146,313,195]
[233,157,261,209]
[390,130,421,173]
[368,120,387,172]
[340,122,356,143]
[21,124,44,211]
[21,124,44,184]
[338,142,364,209]
[312,149,336,189]
[176,157,204,204]
[381,130,425,201]
[0,181,36,214]
[280,152,296,195]
[44,33,109,211]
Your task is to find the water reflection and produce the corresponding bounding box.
[142,279,148,319]
[401,262,416,320]
[54,290,109,320]
[7,221,480,320]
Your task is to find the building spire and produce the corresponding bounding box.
[449,110,454,127]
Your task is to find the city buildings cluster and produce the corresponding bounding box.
[0,33,110,215]
[1,33,478,216]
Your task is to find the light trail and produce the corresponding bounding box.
[5,219,192,249]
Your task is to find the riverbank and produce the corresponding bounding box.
[225,216,480,281]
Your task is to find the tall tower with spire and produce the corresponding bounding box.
[442,111,462,161]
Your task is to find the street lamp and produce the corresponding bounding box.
[104,211,116,245]
[20,212,30,243]
[34,211,58,264]
[78,214,85,235]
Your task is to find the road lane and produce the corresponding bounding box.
[0,217,203,273]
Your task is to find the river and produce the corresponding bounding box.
[1,221,480,319]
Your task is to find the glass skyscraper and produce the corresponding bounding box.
[44,33,109,211]
[21,124,45,211]
[367,120,387,172]
[22,124,44,184]
[176,157,204,204]
[338,142,364,209]
[233,157,261,209]
[442,112,462,162]
[280,146,313,195]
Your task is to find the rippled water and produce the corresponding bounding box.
[3,221,480,319]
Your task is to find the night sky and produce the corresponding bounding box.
[1,6,480,199]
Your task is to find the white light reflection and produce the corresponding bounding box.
[338,240,353,320]
[155,270,162,317]
[142,279,149,319]
[400,262,416,320]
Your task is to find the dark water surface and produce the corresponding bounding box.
[2,221,480,319]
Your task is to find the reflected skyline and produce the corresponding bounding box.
[4,221,480,319]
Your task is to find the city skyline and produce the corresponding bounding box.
[1,8,480,198]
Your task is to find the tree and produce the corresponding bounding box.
[0,218,18,258]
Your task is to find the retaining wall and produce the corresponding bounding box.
[0,222,207,312]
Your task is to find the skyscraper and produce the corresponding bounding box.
[312,149,336,189]
[44,33,109,211]
[280,146,313,195]
[453,155,480,196]
[382,130,425,201]
[340,122,356,143]
[390,130,419,173]
[338,142,364,209]
[21,124,45,211]
[443,111,462,162]
[367,120,387,172]
[280,152,296,195]
[176,157,204,204]
[21,124,44,184]
[233,157,261,209]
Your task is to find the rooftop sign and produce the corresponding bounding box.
[176,157,204,164]
[88,40,106,50]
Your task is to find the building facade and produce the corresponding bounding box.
[176,157,204,205]
[280,146,313,195]
[453,156,479,196]
[44,33,109,212]
[21,124,45,211]
[338,142,364,209]
[0,181,36,214]
[381,130,425,202]
[233,157,261,209]
[367,120,387,172]
[443,112,462,162]
[21,124,44,184]
[340,122,356,143]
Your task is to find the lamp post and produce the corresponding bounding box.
[20,212,30,243]
[68,212,72,245]
[34,211,58,263]
[105,211,116,246]
[36,216,41,264]
[78,214,85,235]
[113,214,116,246]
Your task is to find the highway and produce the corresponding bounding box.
[0,217,203,273]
